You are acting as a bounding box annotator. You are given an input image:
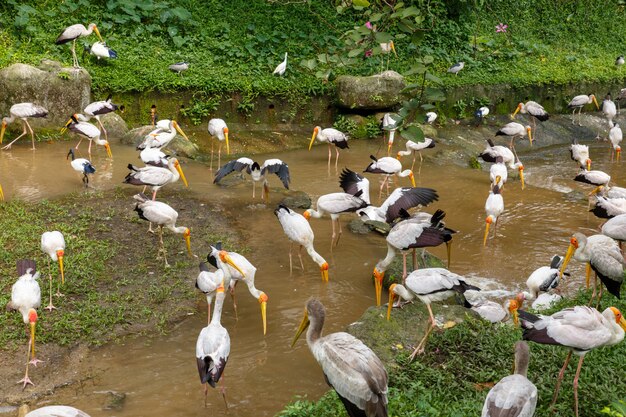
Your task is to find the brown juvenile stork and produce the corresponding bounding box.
[1,103,49,150]
[56,23,104,68]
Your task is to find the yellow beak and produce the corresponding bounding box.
[104,142,112,158]
[390,41,397,57]
[513,309,519,326]
[483,221,491,246]
[618,149,621,162]
[585,262,592,288]
[291,308,310,347]
[93,26,104,42]
[29,321,36,359]
[560,244,576,278]
[60,118,73,134]
[0,183,4,201]
[174,161,189,187]
[220,252,246,277]
[260,297,267,335]
[519,167,525,190]
[387,141,393,156]
[586,159,592,171]
[225,130,230,155]
[387,284,397,321]
[184,232,192,257]
[173,121,190,142]
[58,255,65,285]
[527,128,533,145]
[0,123,5,144]
[409,172,416,187]
[309,130,318,150]
[592,95,599,110]
[512,104,521,118]
[620,316,626,332]
[321,262,329,282]
[374,268,384,306]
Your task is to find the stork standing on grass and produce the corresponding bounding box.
[56,23,104,68]
[41,231,65,310]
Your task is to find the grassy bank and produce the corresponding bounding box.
[1,1,625,102]
[279,290,626,417]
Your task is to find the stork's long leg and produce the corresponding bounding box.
[218,142,222,169]
[2,122,28,150]
[335,218,343,247]
[207,301,211,325]
[219,373,229,410]
[412,249,417,271]
[45,257,56,311]
[210,139,215,171]
[157,225,169,267]
[71,39,79,68]
[17,337,34,388]
[327,143,332,174]
[330,218,337,251]
[87,139,93,156]
[74,137,83,150]
[298,245,305,271]
[550,350,572,409]
[288,242,293,274]
[230,282,238,320]
[335,146,340,172]
[23,119,36,150]
[572,356,585,417]
[252,180,256,199]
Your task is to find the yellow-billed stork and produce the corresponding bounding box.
[208,118,229,171]
[365,155,416,199]
[124,157,188,200]
[75,95,119,141]
[574,169,610,194]
[496,122,532,149]
[275,205,328,281]
[273,53,287,76]
[484,179,504,246]
[213,158,290,202]
[396,138,435,172]
[512,101,549,136]
[292,298,388,417]
[196,263,225,324]
[309,126,349,172]
[479,139,525,189]
[520,306,626,417]
[570,141,591,170]
[590,195,626,219]
[481,341,537,417]
[609,122,622,162]
[41,231,65,310]
[62,115,112,157]
[387,267,479,358]
[568,94,599,125]
[133,193,192,267]
[381,113,399,155]
[56,23,104,68]
[67,149,95,187]
[603,94,617,127]
[137,119,190,151]
[1,103,49,151]
[524,255,563,300]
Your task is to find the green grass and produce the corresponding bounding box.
[279,290,626,417]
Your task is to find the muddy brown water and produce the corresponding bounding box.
[0,130,622,416]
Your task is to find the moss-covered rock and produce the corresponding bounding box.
[336,71,405,110]
[101,113,129,140]
[0,63,91,128]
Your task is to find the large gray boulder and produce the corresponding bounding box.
[121,125,200,159]
[0,62,91,128]
[101,113,129,140]
[336,71,405,110]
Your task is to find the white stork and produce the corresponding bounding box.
[479,139,525,189]
[196,262,225,324]
[273,53,287,76]
[396,138,436,172]
[303,192,368,250]
[169,62,189,75]
[365,155,416,199]
[602,94,617,127]
[574,169,610,194]
[62,115,112,157]
[309,126,349,172]
[568,94,599,125]
[489,156,508,189]
[274,205,329,281]
[292,298,388,417]
[602,213,626,250]
[75,95,119,141]
[512,101,549,137]
[124,157,188,200]
[609,123,622,162]
[7,260,41,388]
[381,113,399,155]
[496,122,532,149]
[207,243,268,335]
[524,255,563,300]
[520,306,626,417]
[66,149,95,187]
[373,210,455,305]
[471,297,522,324]
[21,405,91,417]
[387,267,479,358]
[133,193,192,267]
[560,233,624,302]
[595,185,626,199]
[484,179,504,246]
[570,141,591,170]
[196,281,230,408]
[208,118,229,171]
[590,196,626,219]
[339,168,438,224]
[481,341,537,417]
[447,61,464,75]
[55,23,103,68]
[213,158,290,202]
[140,142,168,167]
[90,41,117,61]
[137,119,190,150]
[41,231,65,310]
[1,103,48,150]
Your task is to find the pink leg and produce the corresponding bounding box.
[335,147,339,172]
[24,120,36,150]
[573,355,585,417]
[2,122,28,150]
[87,139,93,156]
[75,137,83,150]
[402,252,407,284]
[96,117,108,141]
[207,302,211,325]
[218,143,222,169]
[152,189,158,201]
[550,350,572,409]
[210,140,214,171]
[327,144,332,173]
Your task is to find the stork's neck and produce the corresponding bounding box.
[168,225,188,234]
[394,284,415,302]
[306,245,326,267]
[306,209,324,219]
[398,149,412,157]
[3,115,15,124]
[398,169,413,178]
[306,312,324,346]
[514,346,530,377]
[211,290,226,325]
[376,244,397,273]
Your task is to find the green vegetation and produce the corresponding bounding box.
[279,290,626,417]
[0,189,234,349]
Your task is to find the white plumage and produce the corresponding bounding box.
[309,126,349,171]
[447,61,464,75]
[275,205,328,281]
[396,138,435,171]
[479,139,525,189]
[77,96,119,141]
[609,123,622,161]
[489,158,508,188]
[513,101,549,121]
[425,112,437,124]
[1,103,49,150]
[90,42,117,60]
[570,142,591,170]
[525,255,563,299]
[55,23,103,68]
[208,118,230,170]
[24,406,91,417]
[496,122,532,148]
[602,213,626,244]
[63,115,112,157]
[67,148,95,187]
[365,155,416,198]
[381,113,399,155]
[568,94,599,125]
[603,96,617,126]
[484,181,504,246]
[124,157,188,200]
[138,120,189,150]
[9,264,41,323]
[196,264,225,324]
[591,196,626,219]
[574,169,610,190]
[41,231,65,311]
[273,52,287,75]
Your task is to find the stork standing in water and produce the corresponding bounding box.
[292,298,388,417]
[67,149,95,187]
[275,205,329,281]
[196,280,230,408]
[495,122,532,149]
[373,209,455,306]
[520,306,626,417]
[381,113,399,156]
[207,244,268,335]
[365,155,416,199]
[484,177,504,246]
[1,103,49,150]
[208,118,229,171]
[133,193,192,267]
[479,139,525,189]
[602,93,617,128]
[273,53,287,76]
[387,268,479,358]
[396,138,435,172]
[124,157,188,200]
[609,122,622,162]
[512,101,549,139]
[41,231,65,310]
[568,94,599,125]
[574,169,610,195]
[137,120,190,150]
[196,262,225,324]
[309,126,349,172]
[304,191,368,250]
[570,140,591,170]
[7,260,42,388]
[62,115,112,157]
[74,95,119,141]
[481,341,537,417]
[213,157,290,202]
[55,23,104,68]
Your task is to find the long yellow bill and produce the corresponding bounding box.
[483,220,491,246]
[512,103,522,118]
[220,251,246,277]
[259,293,268,335]
[585,262,592,288]
[60,118,73,134]
[387,284,397,320]
[321,262,329,282]
[592,95,599,110]
[518,166,525,190]
[291,308,310,347]
[560,244,576,278]
[527,128,533,146]
[308,130,318,150]
[105,142,113,158]
[173,121,190,142]
[57,250,65,285]
[409,172,416,187]
[93,25,104,42]
[224,129,230,155]
[620,316,626,331]
[374,268,384,306]
[30,321,36,358]
[0,183,4,201]
[390,41,397,57]
[174,161,189,187]
[0,122,6,144]
[184,230,192,257]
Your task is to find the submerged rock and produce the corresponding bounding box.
[278,190,312,209]
[336,71,405,110]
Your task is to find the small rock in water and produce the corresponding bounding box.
[279,191,311,209]
[101,390,127,411]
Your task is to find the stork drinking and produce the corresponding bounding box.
[1,103,49,151]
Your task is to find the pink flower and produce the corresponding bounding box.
[495,23,508,33]
[364,49,373,58]
[365,21,373,30]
